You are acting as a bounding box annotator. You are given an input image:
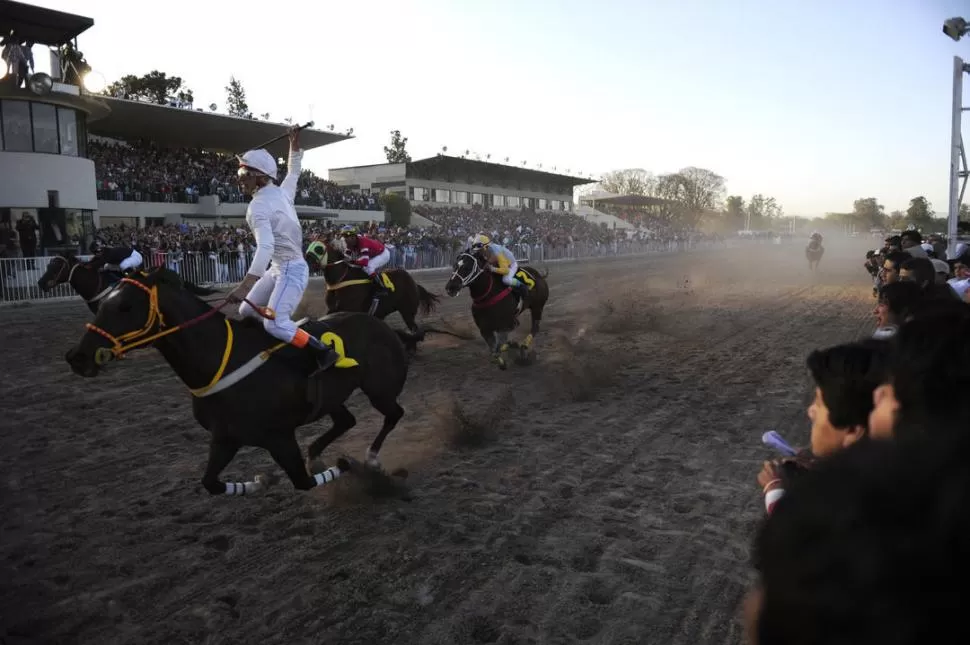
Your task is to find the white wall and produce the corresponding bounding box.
[94,198,383,227]
[329,163,406,188]
[0,152,97,210]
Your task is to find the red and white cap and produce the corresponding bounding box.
[237,148,277,179]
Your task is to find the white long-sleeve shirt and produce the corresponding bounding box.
[245,149,304,276]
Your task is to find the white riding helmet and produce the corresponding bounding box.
[237,148,277,179]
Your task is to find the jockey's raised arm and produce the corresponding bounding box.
[280,128,302,204]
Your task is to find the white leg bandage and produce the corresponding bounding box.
[224,480,263,495]
[313,466,342,487]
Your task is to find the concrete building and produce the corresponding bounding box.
[329,156,595,213]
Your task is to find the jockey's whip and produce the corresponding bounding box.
[238,121,314,155]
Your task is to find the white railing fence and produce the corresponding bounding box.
[0,237,750,306]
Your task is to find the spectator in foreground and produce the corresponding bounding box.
[746,435,970,645]
[872,280,923,339]
[869,307,970,441]
[758,340,888,514]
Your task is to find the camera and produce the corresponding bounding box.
[943,17,969,42]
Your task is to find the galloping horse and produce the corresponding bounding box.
[37,253,122,314]
[64,267,410,496]
[307,238,439,343]
[806,236,825,271]
[444,249,549,369]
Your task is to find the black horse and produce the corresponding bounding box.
[444,250,549,369]
[37,252,122,314]
[806,238,824,271]
[64,267,410,496]
[308,240,439,331]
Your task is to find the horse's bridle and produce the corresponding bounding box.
[450,252,485,290]
[49,255,116,303]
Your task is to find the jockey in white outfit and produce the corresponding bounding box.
[470,233,530,300]
[89,240,144,273]
[226,127,339,372]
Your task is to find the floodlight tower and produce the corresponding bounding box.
[943,17,970,257]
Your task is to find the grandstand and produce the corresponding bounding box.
[329,155,594,213]
[0,0,381,258]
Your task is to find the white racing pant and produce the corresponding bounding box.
[119,249,143,272]
[239,259,308,344]
[501,261,520,287]
[362,248,391,276]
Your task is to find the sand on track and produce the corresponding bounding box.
[0,240,876,645]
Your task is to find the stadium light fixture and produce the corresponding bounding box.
[943,17,969,41]
[82,70,106,94]
[28,72,53,96]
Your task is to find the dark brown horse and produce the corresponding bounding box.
[37,253,122,314]
[306,240,439,345]
[444,250,549,369]
[64,267,411,496]
[806,238,824,271]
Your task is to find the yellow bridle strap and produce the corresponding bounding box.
[85,279,170,357]
[326,278,372,292]
[187,319,234,396]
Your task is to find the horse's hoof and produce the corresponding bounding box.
[255,473,277,489]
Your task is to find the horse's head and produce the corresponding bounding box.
[445,250,485,297]
[37,252,78,291]
[65,267,190,377]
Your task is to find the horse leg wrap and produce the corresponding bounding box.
[522,334,534,350]
[313,465,342,487]
[224,480,263,496]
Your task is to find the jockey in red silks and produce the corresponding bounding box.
[340,226,392,294]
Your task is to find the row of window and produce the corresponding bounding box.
[0,99,86,156]
[410,186,571,211]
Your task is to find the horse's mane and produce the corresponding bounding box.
[138,266,221,302]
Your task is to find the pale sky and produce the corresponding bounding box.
[27,0,970,217]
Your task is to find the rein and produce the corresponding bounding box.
[85,278,273,362]
[51,255,114,303]
[324,257,372,292]
[452,253,511,309]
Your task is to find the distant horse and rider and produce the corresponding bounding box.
[305,228,439,350]
[806,231,824,271]
[37,242,146,313]
[445,233,549,369]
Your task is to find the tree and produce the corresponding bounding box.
[103,70,192,105]
[384,130,412,163]
[382,192,411,226]
[852,197,886,230]
[888,210,906,230]
[725,195,746,229]
[655,167,726,227]
[961,203,970,220]
[225,76,251,118]
[595,168,656,196]
[905,196,934,230]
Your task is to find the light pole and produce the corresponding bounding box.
[943,18,970,258]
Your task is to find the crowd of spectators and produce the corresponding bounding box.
[88,139,381,210]
[745,229,970,644]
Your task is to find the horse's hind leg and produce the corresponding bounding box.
[306,404,357,466]
[363,395,405,469]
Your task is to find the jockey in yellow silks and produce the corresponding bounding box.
[470,233,530,300]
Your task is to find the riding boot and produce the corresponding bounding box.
[295,329,340,373]
[514,282,530,301]
[372,273,388,296]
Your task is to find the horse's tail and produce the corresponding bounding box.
[416,284,440,315]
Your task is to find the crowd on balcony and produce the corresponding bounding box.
[88,139,380,210]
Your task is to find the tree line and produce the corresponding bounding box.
[822,197,970,233]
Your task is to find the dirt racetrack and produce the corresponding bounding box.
[1,240,876,645]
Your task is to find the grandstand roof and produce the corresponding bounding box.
[331,155,596,186]
[87,97,351,158]
[410,155,596,186]
[585,194,679,207]
[0,1,93,46]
